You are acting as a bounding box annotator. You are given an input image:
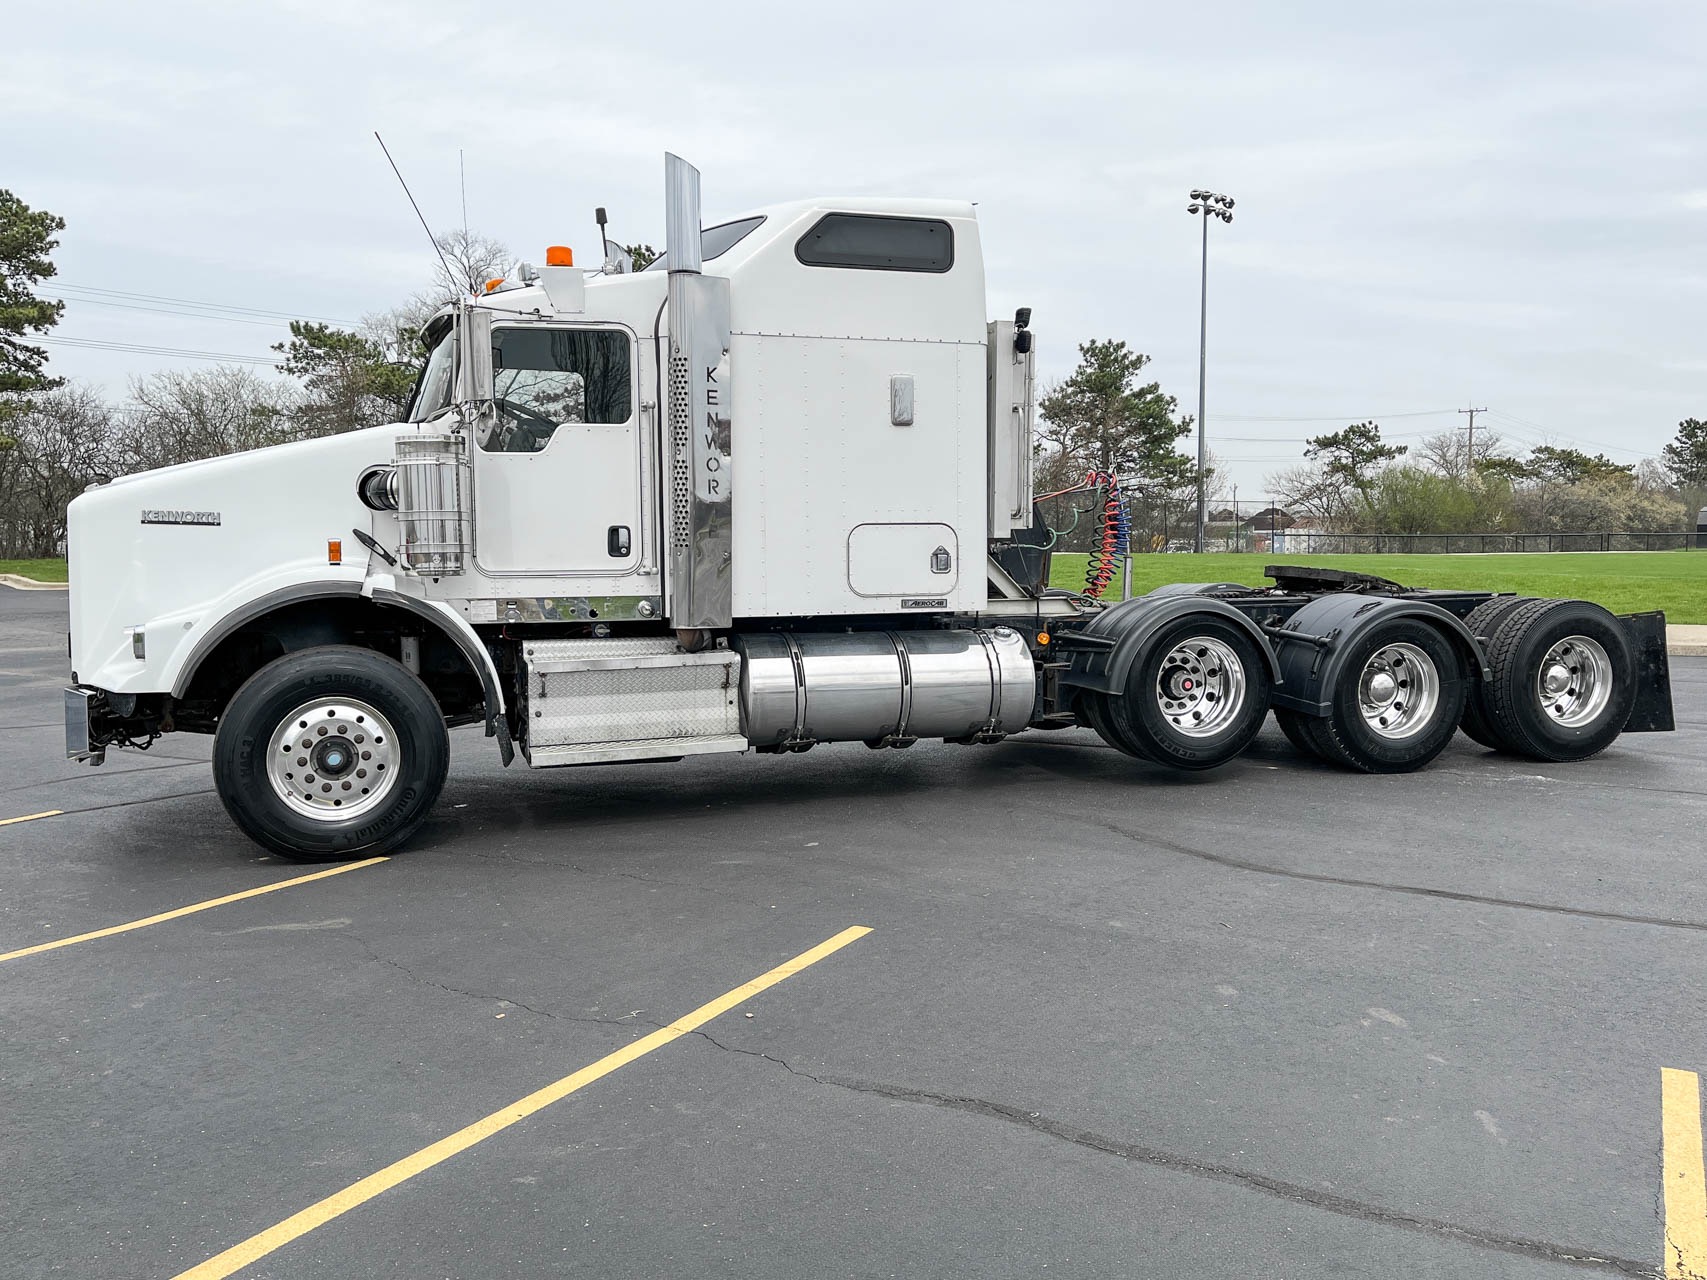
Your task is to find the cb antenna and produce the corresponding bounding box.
[374,131,458,292]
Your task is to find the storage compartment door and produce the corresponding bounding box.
[846,522,959,598]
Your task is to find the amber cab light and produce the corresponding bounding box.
[545,245,574,266]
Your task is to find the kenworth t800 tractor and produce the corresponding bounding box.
[65,155,1675,859]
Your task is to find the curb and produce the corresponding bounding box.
[0,574,68,591]
[1669,626,1707,658]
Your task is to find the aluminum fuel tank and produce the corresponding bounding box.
[734,628,1035,748]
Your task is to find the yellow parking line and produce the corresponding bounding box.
[1662,1067,1707,1279]
[0,858,388,964]
[0,809,64,826]
[172,924,873,1280]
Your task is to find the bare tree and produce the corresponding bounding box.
[117,367,299,475]
[425,228,512,302]
[0,385,118,556]
[1266,461,1341,527]
[1412,427,1512,481]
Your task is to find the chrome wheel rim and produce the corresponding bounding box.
[1357,642,1439,740]
[1155,636,1247,738]
[265,697,400,823]
[1536,634,1613,728]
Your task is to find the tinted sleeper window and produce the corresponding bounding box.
[795,214,954,273]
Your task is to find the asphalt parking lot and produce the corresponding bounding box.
[3,585,1704,1279]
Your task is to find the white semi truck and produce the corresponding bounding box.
[65,155,1675,860]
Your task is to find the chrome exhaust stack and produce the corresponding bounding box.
[663,153,733,629]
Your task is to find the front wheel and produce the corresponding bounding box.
[213,645,451,861]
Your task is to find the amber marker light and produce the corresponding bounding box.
[328,539,342,565]
[545,245,574,266]
[483,278,504,293]
[1036,631,1051,646]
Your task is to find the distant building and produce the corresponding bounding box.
[1240,506,1295,531]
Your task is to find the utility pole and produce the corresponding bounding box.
[1458,405,1486,472]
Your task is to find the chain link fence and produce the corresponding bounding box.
[1236,530,1703,555]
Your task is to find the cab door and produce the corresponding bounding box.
[472,324,642,576]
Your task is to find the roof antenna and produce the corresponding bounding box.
[460,149,469,241]
[374,131,458,292]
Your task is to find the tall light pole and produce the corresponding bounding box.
[1187,189,1233,554]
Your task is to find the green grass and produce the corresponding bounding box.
[0,558,67,583]
[1049,550,1707,622]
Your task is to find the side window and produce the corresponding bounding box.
[481,328,632,453]
[795,213,954,273]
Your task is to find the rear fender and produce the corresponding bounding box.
[1267,594,1485,718]
[1057,595,1281,696]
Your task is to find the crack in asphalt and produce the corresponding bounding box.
[338,931,645,1030]
[162,919,1665,1278]
[12,786,218,819]
[1102,822,1707,935]
[1665,1231,1706,1280]
[0,757,209,798]
[458,845,770,909]
[681,1036,1654,1276]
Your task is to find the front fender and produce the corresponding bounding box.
[365,582,509,756]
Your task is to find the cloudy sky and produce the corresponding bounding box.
[6,0,1704,495]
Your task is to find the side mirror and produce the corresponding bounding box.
[455,305,493,405]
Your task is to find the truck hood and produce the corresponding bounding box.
[68,424,415,695]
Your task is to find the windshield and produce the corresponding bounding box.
[641,216,765,272]
[408,328,456,422]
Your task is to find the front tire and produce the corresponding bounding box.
[213,645,450,861]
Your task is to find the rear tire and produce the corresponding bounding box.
[1484,598,1634,762]
[1105,618,1272,770]
[213,645,450,861]
[1307,618,1468,773]
[1459,596,1536,749]
[1274,708,1327,759]
[1078,692,1146,758]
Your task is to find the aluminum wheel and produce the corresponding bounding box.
[265,697,400,823]
[1154,636,1247,738]
[1535,634,1614,728]
[1357,642,1439,740]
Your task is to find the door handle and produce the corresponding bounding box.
[608,525,631,557]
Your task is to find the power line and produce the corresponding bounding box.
[35,335,279,366]
[53,282,355,327]
[1481,409,1650,458]
[1214,427,1441,444]
[47,295,296,328]
[1216,409,1458,422]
